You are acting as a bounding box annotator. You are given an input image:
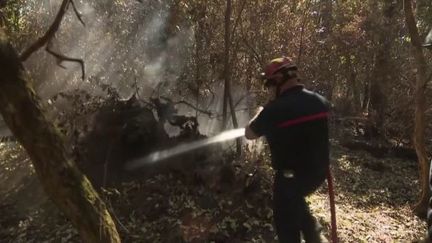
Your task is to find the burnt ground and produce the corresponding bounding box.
[0,138,427,243]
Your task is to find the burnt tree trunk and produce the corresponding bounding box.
[403,0,430,217]
[222,0,241,154]
[0,30,121,242]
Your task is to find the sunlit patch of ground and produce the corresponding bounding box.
[311,194,424,242]
[0,141,427,242]
[309,144,425,242]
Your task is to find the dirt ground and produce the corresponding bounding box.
[0,140,427,242]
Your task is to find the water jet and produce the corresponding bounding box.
[125,128,245,170]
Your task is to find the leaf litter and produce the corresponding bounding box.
[0,140,427,242]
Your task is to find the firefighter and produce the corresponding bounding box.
[245,57,330,243]
[418,158,432,243]
[420,28,432,243]
[425,159,432,243]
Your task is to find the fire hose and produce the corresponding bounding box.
[327,167,338,243]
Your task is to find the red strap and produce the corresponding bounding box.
[277,112,329,128]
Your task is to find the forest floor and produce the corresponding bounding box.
[0,139,426,242]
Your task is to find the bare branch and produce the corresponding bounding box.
[175,100,214,117]
[20,0,86,79]
[213,108,249,119]
[70,0,85,26]
[158,96,214,117]
[242,37,264,66]
[20,0,70,61]
[46,44,85,80]
[234,93,248,108]
[20,0,85,61]
[297,0,312,66]
[230,0,247,38]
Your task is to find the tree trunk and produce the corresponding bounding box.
[317,0,333,99]
[345,53,360,113]
[369,0,397,137]
[0,29,121,242]
[194,9,204,117]
[320,0,332,36]
[221,0,241,155]
[403,0,430,217]
[222,0,233,130]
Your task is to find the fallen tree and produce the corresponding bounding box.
[49,85,228,187]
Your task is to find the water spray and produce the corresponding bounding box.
[124,126,338,242]
[125,128,245,170]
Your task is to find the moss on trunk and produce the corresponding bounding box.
[0,29,120,242]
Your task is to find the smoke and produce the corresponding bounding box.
[171,83,264,154]
[21,0,265,155]
[192,85,253,135]
[24,0,193,99]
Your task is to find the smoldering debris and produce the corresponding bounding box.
[49,83,234,187]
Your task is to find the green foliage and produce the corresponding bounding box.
[1,0,22,30]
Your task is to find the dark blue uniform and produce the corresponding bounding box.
[250,85,330,243]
